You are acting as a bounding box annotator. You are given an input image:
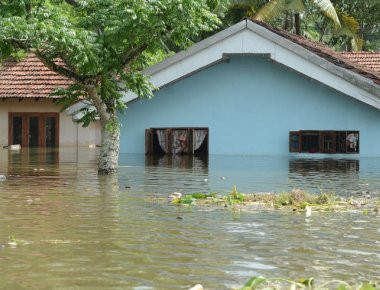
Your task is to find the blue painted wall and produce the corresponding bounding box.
[120,56,380,156]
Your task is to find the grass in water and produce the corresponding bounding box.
[240,276,378,289]
[167,187,380,213]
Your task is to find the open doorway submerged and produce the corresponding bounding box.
[145,128,209,156]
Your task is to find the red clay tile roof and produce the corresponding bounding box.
[251,20,380,86]
[0,53,74,99]
[341,52,380,73]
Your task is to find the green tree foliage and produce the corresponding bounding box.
[0,0,220,173]
[305,0,380,51]
[221,0,378,51]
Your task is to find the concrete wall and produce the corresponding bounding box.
[0,98,101,147]
[120,55,380,156]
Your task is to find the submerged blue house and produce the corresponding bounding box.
[119,20,380,157]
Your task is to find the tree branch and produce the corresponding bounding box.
[64,0,79,7]
[84,83,110,125]
[120,44,148,69]
[35,50,85,83]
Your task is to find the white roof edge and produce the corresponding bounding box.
[145,20,247,75]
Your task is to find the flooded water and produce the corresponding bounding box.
[0,148,379,289]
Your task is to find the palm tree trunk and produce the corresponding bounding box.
[294,13,301,35]
[284,11,289,30]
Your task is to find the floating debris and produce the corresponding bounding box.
[0,175,6,181]
[152,188,380,213]
[9,144,21,151]
[6,236,30,247]
[169,192,182,201]
[305,205,312,217]
[240,275,378,290]
[189,284,203,290]
[40,239,80,244]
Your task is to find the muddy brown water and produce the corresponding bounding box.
[0,148,379,289]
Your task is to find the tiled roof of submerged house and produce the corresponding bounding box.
[251,20,380,85]
[0,53,74,99]
[341,52,380,73]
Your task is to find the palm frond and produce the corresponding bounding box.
[312,0,340,28]
[335,11,363,51]
[286,0,305,12]
[253,0,287,21]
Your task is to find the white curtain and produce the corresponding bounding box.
[193,129,207,151]
[156,129,169,153]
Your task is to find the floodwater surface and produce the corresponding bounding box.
[0,149,379,289]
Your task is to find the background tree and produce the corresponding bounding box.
[253,0,341,36]
[220,0,374,51]
[0,0,220,174]
[304,0,380,51]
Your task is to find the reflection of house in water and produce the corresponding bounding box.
[145,154,208,169]
[142,154,209,194]
[289,158,359,175]
[7,148,59,176]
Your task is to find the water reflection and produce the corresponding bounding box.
[145,154,208,169]
[118,154,380,196]
[7,148,59,176]
[289,158,359,174]
[0,149,380,288]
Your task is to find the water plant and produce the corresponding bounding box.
[226,186,245,205]
[167,188,380,213]
[171,192,217,205]
[240,276,378,290]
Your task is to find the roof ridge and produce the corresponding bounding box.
[247,19,380,84]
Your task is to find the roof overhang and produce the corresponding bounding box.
[122,20,380,110]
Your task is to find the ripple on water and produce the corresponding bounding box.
[0,149,380,288]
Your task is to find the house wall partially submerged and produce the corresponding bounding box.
[0,98,101,147]
[120,55,380,156]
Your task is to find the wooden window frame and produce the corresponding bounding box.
[8,112,59,147]
[289,131,301,153]
[145,127,209,155]
[289,130,359,154]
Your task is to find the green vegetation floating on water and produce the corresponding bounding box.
[240,276,379,290]
[167,187,380,213]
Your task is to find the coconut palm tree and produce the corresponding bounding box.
[253,0,340,35]
[224,0,362,50]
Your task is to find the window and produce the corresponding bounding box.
[145,128,208,155]
[289,131,359,154]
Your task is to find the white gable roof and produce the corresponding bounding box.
[122,20,380,110]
